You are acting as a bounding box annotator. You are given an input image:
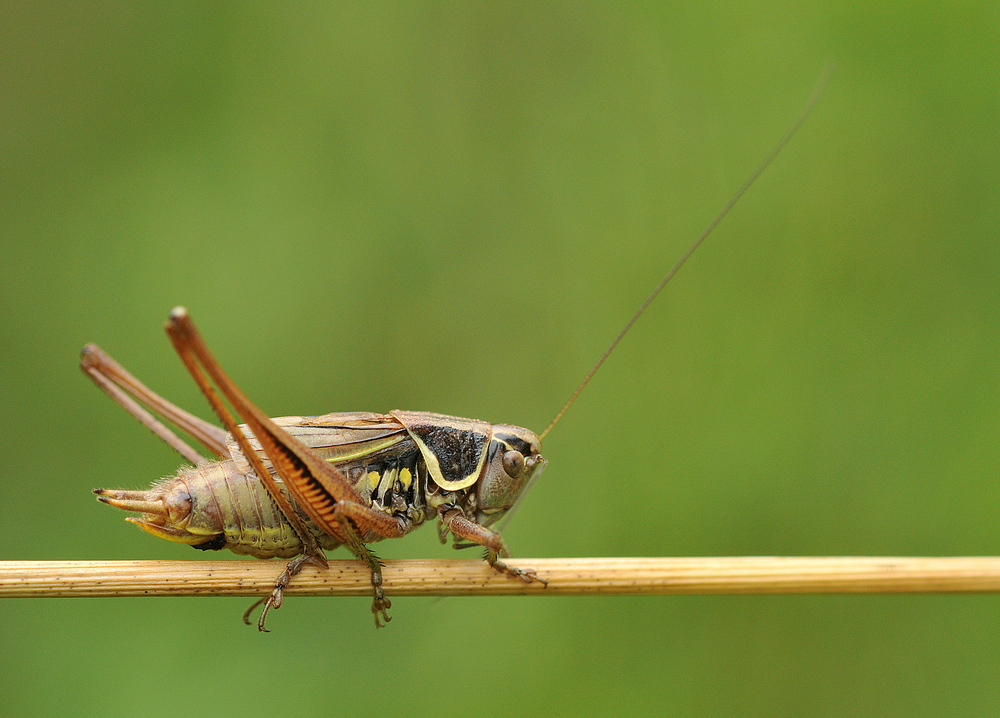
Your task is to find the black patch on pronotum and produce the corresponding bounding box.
[408,422,488,484]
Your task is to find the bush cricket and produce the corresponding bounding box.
[84,66,830,631]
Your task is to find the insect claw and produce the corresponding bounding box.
[372,594,392,628]
[241,584,285,632]
[249,550,326,632]
[368,566,392,628]
[519,568,548,587]
[242,589,283,633]
[258,612,273,633]
[504,566,544,585]
[487,553,548,587]
[242,597,266,626]
[256,590,282,632]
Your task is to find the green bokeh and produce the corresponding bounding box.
[2,3,999,716]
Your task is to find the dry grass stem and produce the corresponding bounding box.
[4,557,1000,599]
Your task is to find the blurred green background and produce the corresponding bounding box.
[2,2,999,716]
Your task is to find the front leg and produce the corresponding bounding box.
[442,510,548,587]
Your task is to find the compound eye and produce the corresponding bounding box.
[501,450,525,478]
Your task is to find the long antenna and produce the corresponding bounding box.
[539,62,832,441]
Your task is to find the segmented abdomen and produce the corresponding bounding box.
[173,461,341,558]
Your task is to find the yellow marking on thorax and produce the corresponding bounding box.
[376,468,398,503]
[367,471,380,490]
[399,467,413,490]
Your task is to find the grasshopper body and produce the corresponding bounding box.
[86,67,829,630]
[86,331,545,629]
[95,410,543,559]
